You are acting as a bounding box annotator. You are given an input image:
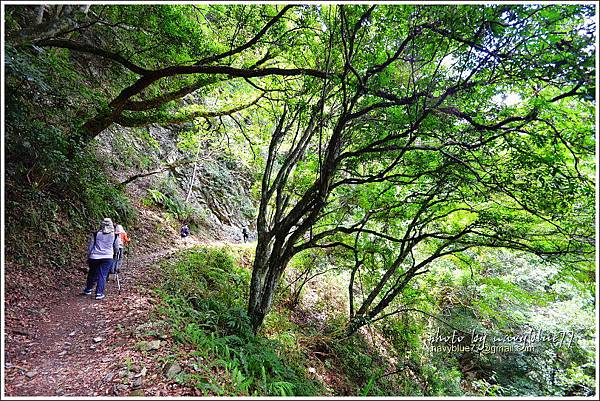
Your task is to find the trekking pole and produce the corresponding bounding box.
[114,248,122,294]
[116,270,121,293]
[115,262,121,294]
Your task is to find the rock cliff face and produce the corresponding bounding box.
[97,123,256,242]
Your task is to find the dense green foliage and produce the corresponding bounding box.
[155,246,469,396]
[3,3,596,397]
[380,248,596,396]
[210,4,596,344]
[155,245,595,396]
[4,39,136,266]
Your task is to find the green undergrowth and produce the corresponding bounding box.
[5,42,137,270]
[154,245,470,396]
[155,245,323,396]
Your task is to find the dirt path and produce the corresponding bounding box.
[4,239,200,396]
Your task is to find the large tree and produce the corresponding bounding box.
[247,4,595,333]
[6,4,325,156]
[6,4,594,336]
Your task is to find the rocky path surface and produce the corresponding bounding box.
[4,238,203,396]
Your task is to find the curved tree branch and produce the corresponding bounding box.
[36,38,150,75]
[123,77,226,111]
[195,5,294,65]
[115,93,265,127]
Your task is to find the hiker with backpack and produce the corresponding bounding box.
[83,218,120,300]
[242,226,250,243]
[180,224,190,239]
[111,223,130,276]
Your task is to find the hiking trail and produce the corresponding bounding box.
[4,229,227,396]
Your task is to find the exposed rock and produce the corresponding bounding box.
[137,339,161,351]
[134,321,168,338]
[163,362,182,379]
[100,124,257,240]
[114,383,128,393]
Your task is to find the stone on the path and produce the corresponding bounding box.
[163,362,182,379]
[132,375,143,389]
[115,383,128,393]
[134,367,147,378]
[137,339,161,351]
[58,350,67,357]
[104,372,115,382]
[25,371,37,378]
[69,331,76,336]
[93,337,103,343]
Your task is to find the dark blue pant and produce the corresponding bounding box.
[85,258,113,295]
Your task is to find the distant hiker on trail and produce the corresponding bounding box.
[180,224,190,239]
[111,223,130,277]
[83,218,120,300]
[242,226,250,243]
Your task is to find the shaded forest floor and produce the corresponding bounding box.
[3,208,225,396]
